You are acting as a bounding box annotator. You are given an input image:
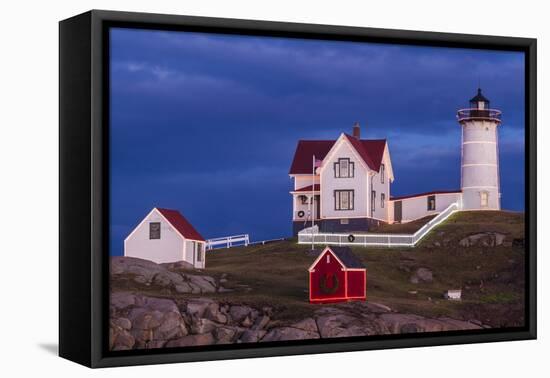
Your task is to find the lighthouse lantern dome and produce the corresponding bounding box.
[470,88,490,110]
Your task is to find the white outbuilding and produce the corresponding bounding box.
[444,289,462,301]
[124,207,206,268]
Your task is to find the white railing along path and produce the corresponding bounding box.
[298,202,460,248]
[206,234,250,250]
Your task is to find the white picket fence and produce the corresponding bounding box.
[206,234,287,250]
[206,234,250,250]
[298,202,461,247]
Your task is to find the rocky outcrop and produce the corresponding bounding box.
[410,267,433,284]
[111,256,222,294]
[458,232,508,247]
[110,292,271,349]
[109,257,486,351]
[109,292,484,350]
[378,313,480,333]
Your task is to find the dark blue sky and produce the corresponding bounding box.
[109,27,525,255]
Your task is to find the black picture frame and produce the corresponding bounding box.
[59,9,537,368]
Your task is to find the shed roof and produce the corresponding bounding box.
[156,208,205,242]
[328,246,366,269]
[309,246,366,271]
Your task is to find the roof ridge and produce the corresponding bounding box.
[343,133,377,170]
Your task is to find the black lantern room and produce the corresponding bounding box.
[468,88,491,118]
[457,88,501,123]
[470,88,490,110]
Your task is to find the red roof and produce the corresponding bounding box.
[390,190,462,201]
[294,184,320,192]
[156,208,205,241]
[289,135,387,174]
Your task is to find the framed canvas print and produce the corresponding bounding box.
[59,10,537,368]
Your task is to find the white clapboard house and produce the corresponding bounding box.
[124,207,206,268]
[289,89,502,235]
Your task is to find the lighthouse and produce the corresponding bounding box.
[457,88,502,210]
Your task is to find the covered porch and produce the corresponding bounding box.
[290,184,321,223]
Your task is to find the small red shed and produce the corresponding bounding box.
[308,246,367,303]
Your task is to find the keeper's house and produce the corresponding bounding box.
[124,207,206,268]
[289,89,502,235]
[308,246,367,303]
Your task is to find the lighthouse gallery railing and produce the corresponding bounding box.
[297,202,461,248]
[457,108,502,122]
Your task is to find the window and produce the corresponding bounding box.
[299,195,309,205]
[326,254,330,264]
[371,190,376,212]
[334,158,354,178]
[149,222,161,239]
[334,190,354,210]
[480,191,489,207]
[381,193,385,208]
[340,218,349,225]
[380,164,385,184]
[427,195,436,211]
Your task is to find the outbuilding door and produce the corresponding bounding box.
[394,201,402,223]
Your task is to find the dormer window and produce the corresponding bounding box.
[334,158,354,178]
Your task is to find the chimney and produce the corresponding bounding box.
[352,122,361,139]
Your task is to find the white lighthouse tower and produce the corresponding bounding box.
[457,88,502,210]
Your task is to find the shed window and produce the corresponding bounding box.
[334,190,354,210]
[334,158,354,178]
[427,195,436,211]
[149,222,161,239]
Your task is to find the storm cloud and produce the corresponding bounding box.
[109,28,525,255]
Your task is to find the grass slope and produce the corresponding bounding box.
[116,211,526,328]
